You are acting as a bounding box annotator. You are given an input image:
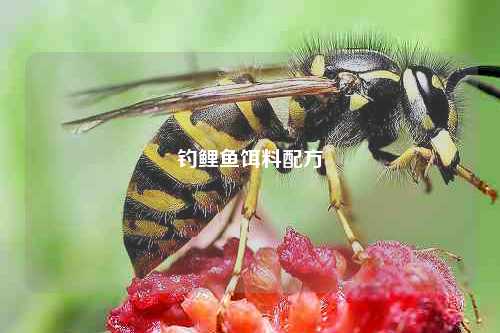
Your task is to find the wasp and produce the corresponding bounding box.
[65,35,500,313]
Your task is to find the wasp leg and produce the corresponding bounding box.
[417,247,482,325]
[218,216,250,320]
[384,147,434,185]
[218,139,278,321]
[317,140,355,221]
[206,193,243,248]
[371,146,433,192]
[338,173,356,221]
[323,145,343,210]
[385,147,432,170]
[405,149,435,193]
[150,194,243,276]
[375,146,497,201]
[416,159,433,193]
[322,144,367,261]
[456,165,497,203]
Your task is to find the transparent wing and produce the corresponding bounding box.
[62,77,340,134]
[69,64,288,105]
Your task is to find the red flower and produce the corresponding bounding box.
[277,228,345,293]
[107,229,464,333]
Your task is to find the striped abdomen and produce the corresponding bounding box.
[123,95,287,277]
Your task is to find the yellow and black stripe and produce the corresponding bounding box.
[123,76,288,277]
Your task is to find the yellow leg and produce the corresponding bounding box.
[390,146,497,202]
[338,172,356,221]
[151,194,241,276]
[241,139,277,220]
[322,145,366,260]
[386,146,435,191]
[414,153,434,193]
[418,247,482,325]
[323,145,343,210]
[421,173,433,193]
[218,139,277,315]
[417,247,463,262]
[456,165,497,203]
[387,146,432,171]
[207,193,242,248]
[219,216,250,307]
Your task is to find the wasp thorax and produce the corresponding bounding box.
[402,66,451,143]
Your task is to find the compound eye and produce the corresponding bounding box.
[415,71,431,95]
[402,67,450,132]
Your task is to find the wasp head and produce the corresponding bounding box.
[402,66,460,183]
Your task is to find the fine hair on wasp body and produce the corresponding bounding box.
[65,34,500,313]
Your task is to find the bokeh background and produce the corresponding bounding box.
[1,0,499,332]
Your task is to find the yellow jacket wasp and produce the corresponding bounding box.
[64,36,500,314]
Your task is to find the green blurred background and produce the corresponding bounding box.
[1,0,499,332]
